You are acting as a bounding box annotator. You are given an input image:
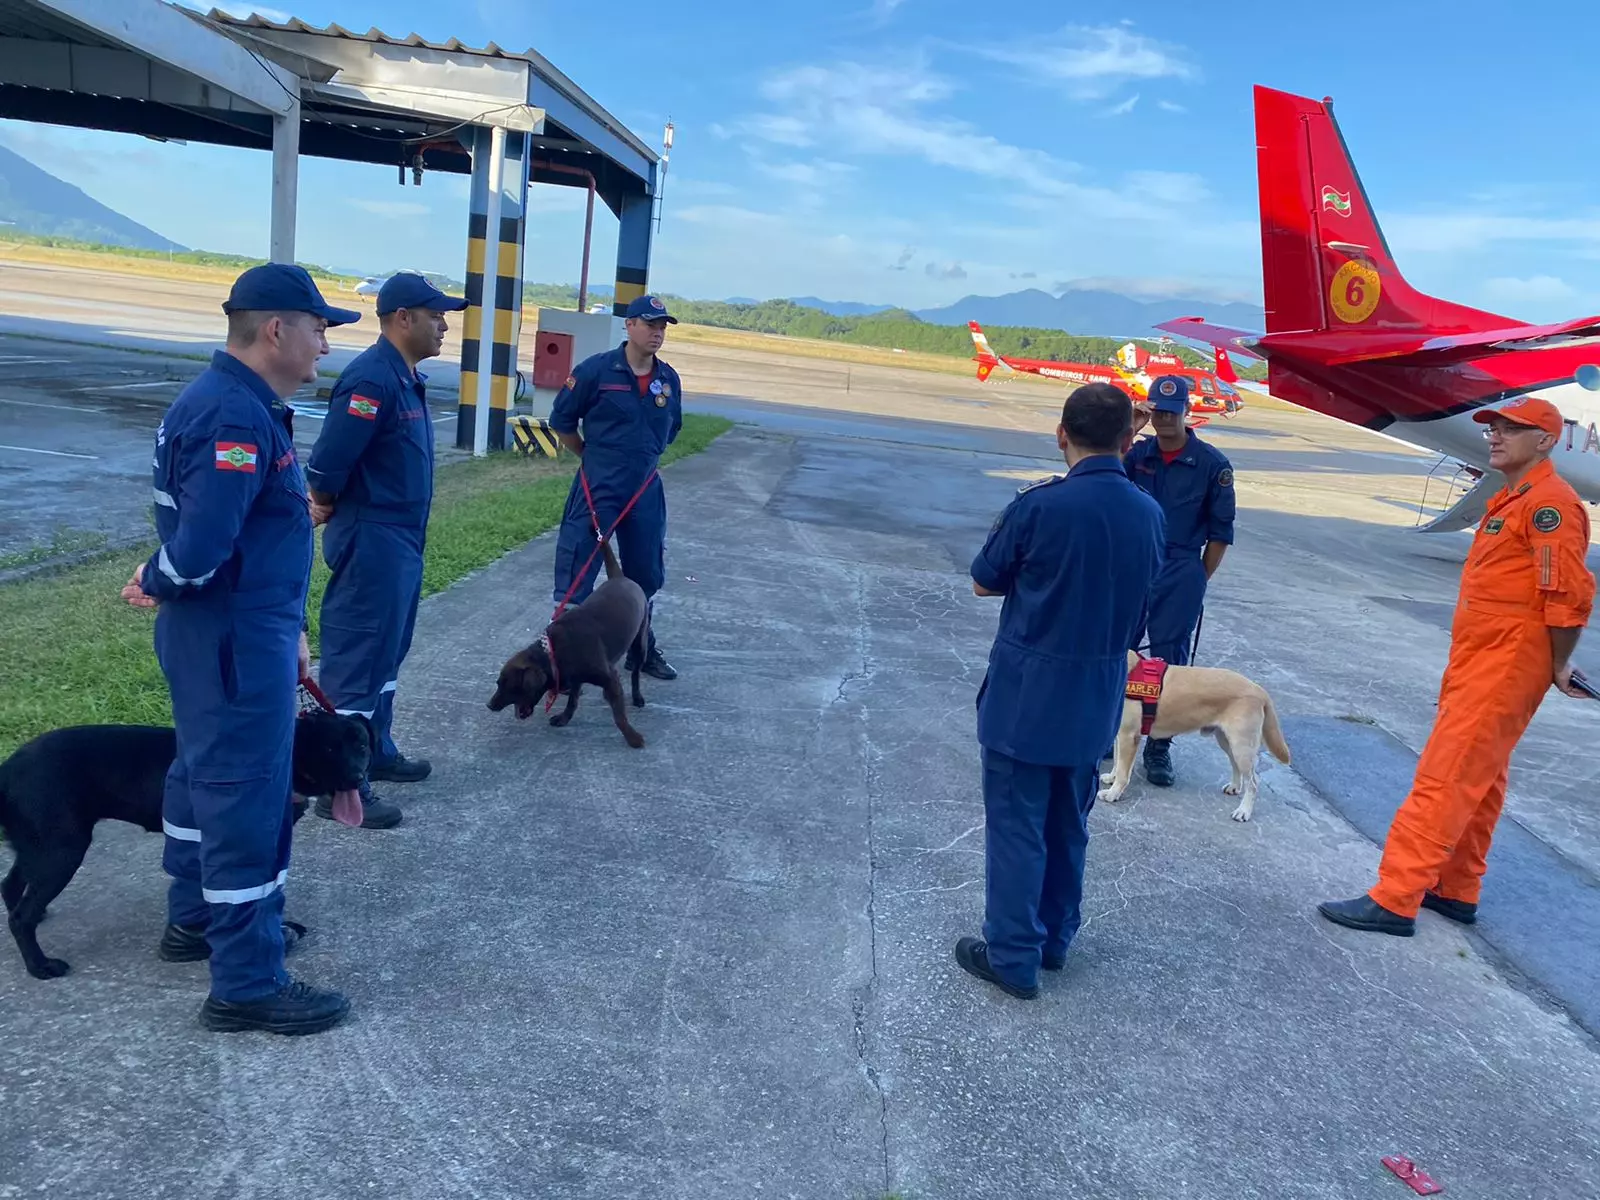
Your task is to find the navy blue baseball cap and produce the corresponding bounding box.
[377,271,469,316]
[1149,374,1191,413]
[222,262,361,326]
[624,294,678,324]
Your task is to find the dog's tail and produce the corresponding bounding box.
[1261,692,1291,764]
[600,535,622,582]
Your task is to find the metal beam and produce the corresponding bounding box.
[0,37,268,112]
[221,25,531,124]
[270,94,299,263]
[474,123,506,458]
[22,0,301,116]
[527,75,653,186]
[308,79,542,133]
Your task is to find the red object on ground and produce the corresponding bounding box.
[1382,1156,1444,1195]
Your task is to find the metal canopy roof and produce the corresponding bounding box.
[0,1,658,216]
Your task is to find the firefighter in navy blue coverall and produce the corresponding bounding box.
[304,273,468,831]
[1122,375,1235,787]
[121,263,356,1036]
[956,382,1166,1000]
[547,293,683,680]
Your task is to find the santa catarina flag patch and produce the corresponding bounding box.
[348,394,380,420]
[215,441,258,472]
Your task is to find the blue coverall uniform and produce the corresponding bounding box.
[142,350,313,1003]
[305,337,434,784]
[547,343,682,660]
[969,457,1166,991]
[1123,428,1235,666]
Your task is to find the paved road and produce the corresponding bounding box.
[4,421,1599,1200]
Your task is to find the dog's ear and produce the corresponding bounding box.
[345,712,376,755]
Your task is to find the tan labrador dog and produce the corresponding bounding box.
[1098,650,1292,821]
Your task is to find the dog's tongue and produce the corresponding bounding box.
[331,788,364,828]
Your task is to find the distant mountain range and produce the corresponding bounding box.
[778,287,1265,341]
[0,143,1262,343]
[0,141,185,252]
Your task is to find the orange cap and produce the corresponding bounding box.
[1472,395,1564,435]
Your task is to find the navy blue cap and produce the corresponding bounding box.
[377,271,469,316]
[624,294,678,323]
[222,262,361,326]
[1149,374,1191,413]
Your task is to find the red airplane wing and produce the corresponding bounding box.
[1153,317,1266,359]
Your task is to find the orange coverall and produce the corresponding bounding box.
[1370,456,1596,917]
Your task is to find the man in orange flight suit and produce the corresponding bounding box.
[1319,395,1597,936]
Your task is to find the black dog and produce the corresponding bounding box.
[0,708,373,980]
[488,538,650,748]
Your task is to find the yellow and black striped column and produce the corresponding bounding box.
[456,126,529,452]
[611,191,655,317]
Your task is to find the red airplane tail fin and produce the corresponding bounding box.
[1254,85,1505,340]
[968,320,1014,381]
[1214,346,1239,384]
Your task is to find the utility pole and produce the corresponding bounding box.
[653,119,674,236]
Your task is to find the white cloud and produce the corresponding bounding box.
[732,59,1210,227]
[969,24,1199,100]
[749,157,857,189]
[1478,275,1580,307]
[686,54,1266,306]
[1384,212,1600,256]
[1158,100,1187,113]
[348,199,432,218]
[1105,95,1140,117]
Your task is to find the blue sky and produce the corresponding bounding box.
[2,0,1598,321]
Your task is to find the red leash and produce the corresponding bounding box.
[299,674,335,713]
[549,465,658,623]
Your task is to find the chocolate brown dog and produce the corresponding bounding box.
[487,537,650,747]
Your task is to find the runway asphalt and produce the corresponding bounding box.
[4,261,1600,1199]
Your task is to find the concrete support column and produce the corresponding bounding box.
[456,125,529,455]
[269,93,301,264]
[610,190,655,316]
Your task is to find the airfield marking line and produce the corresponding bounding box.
[69,381,173,393]
[0,396,104,415]
[0,443,99,460]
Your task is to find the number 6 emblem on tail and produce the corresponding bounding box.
[1329,260,1381,324]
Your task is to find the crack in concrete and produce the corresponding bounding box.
[842,567,892,1196]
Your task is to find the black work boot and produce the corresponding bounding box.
[1421,891,1478,925]
[1143,738,1175,787]
[369,754,431,784]
[159,920,306,962]
[199,978,351,1035]
[1316,895,1416,936]
[315,790,403,830]
[953,937,1038,999]
[629,645,678,681]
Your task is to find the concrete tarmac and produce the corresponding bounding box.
[3,266,1600,1199]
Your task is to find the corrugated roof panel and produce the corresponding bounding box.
[202,9,525,61]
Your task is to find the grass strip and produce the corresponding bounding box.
[0,414,732,759]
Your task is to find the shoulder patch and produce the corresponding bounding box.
[1532,505,1563,533]
[1017,473,1062,494]
[1217,467,1233,487]
[563,375,576,390]
[347,394,380,421]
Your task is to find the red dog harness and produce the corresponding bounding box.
[1125,655,1169,735]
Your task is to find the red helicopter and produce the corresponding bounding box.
[968,321,1244,424]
